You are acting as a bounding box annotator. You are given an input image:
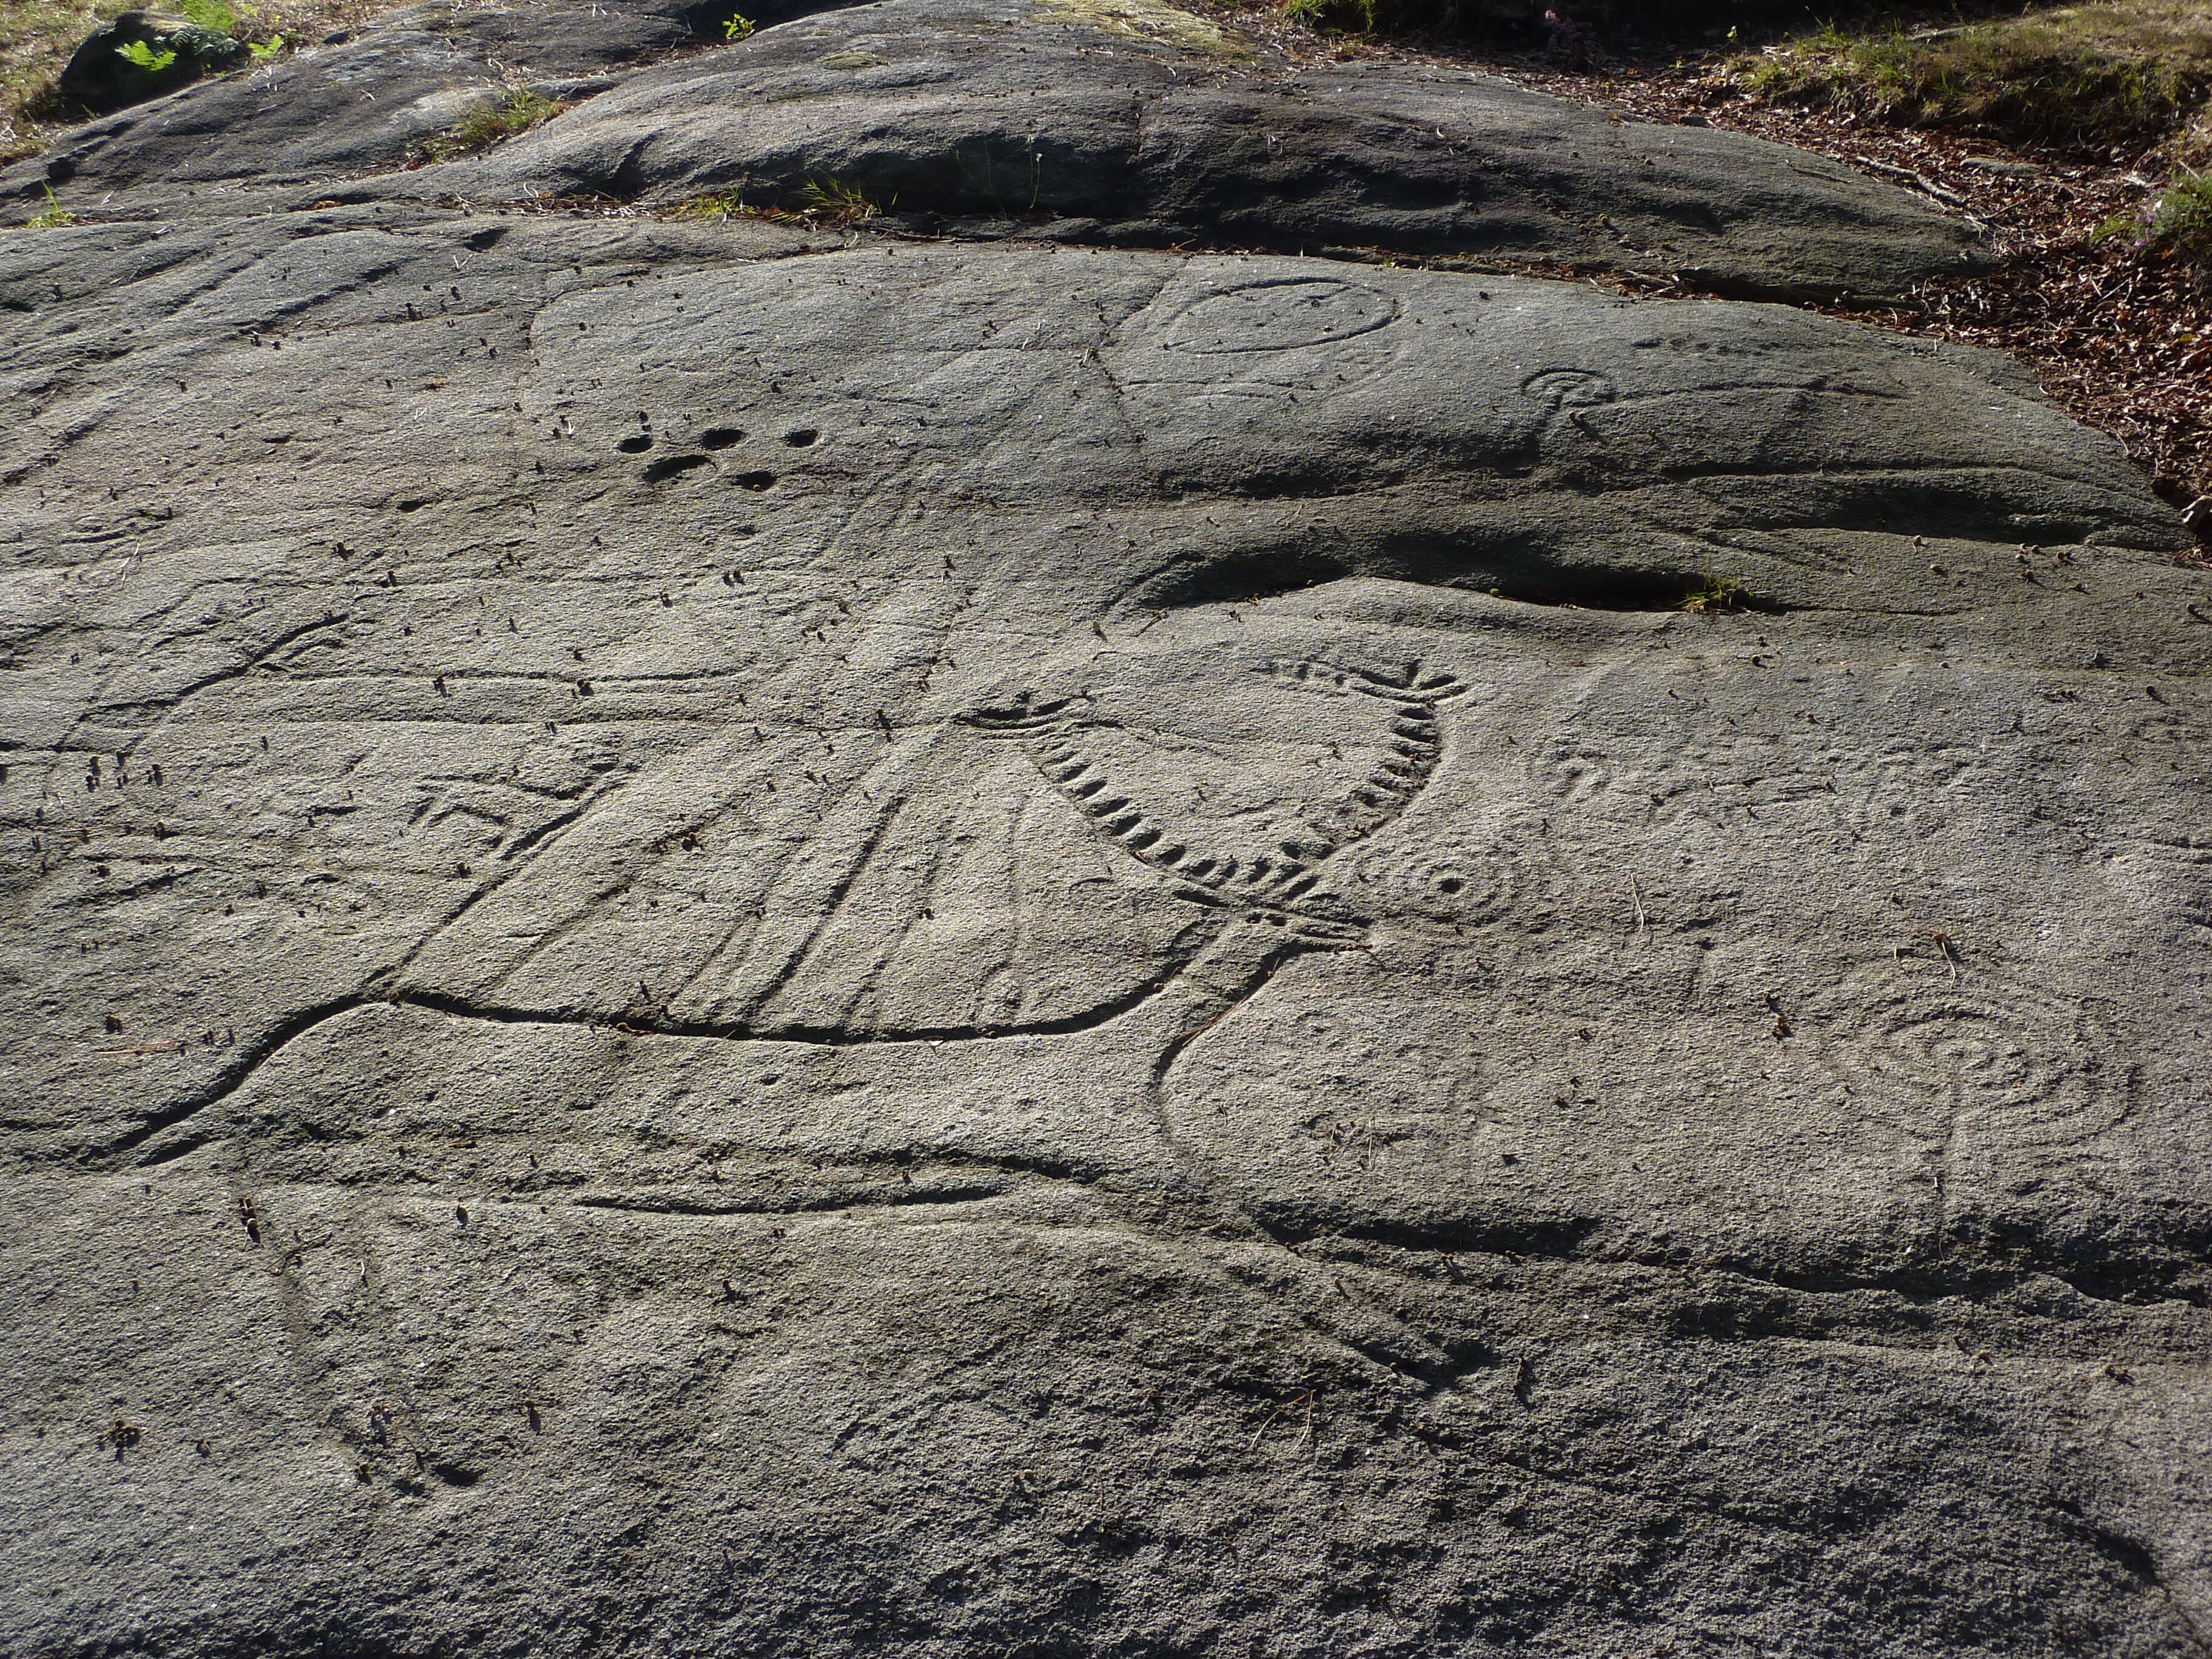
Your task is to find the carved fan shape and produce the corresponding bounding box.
[664,728,1217,1036]
[401,647,1462,1041]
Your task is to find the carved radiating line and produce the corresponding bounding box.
[715,769,911,1027]
[96,658,1473,1168]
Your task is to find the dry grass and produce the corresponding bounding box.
[1737,1,2212,155]
[657,175,888,226]
[1678,574,1753,614]
[2,0,110,158]
[404,85,563,164]
[1726,3,2212,276]
[2105,167,2212,266]
[1,0,380,163]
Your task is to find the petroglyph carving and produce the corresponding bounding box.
[1520,367,1618,411]
[1811,968,2131,1150]
[207,637,1476,1067]
[1156,278,1400,355]
[966,655,1465,943]
[2105,833,2212,943]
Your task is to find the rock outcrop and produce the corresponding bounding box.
[5,0,1985,297]
[2,3,2207,1656]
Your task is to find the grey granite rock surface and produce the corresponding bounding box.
[4,0,1984,297]
[6,0,854,207]
[1,4,2208,1656]
[474,0,1991,298]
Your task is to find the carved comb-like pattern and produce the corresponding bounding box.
[976,657,1466,933]
[1261,659,1467,850]
[1256,657,1468,703]
[1030,736,1338,916]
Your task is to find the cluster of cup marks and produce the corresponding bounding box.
[612,412,820,488]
